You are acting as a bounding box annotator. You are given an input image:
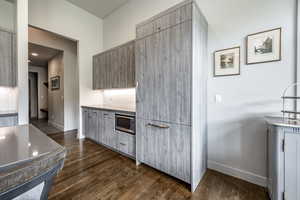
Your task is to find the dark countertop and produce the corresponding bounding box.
[265,116,300,128]
[0,111,18,117]
[0,125,66,193]
[82,104,136,115]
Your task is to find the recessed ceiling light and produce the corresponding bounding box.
[31,53,39,57]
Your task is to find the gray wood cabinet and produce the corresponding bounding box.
[102,113,117,149]
[116,130,136,157]
[135,0,208,192]
[137,119,191,183]
[82,107,136,159]
[82,108,98,142]
[0,29,16,87]
[93,40,135,90]
[0,115,18,127]
[136,19,192,125]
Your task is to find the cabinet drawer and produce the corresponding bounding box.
[136,3,192,39]
[102,111,115,119]
[117,131,136,157]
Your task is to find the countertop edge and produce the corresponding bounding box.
[81,105,136,115]
[265,116,300,129]
[0,113,18,117]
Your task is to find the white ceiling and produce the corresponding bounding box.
[66,0,129,19]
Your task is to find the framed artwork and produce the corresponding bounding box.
[246,28,281,64]
[51,76,60,91]
[214,47,240,77]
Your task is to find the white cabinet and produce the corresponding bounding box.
[285,133,300,200]
[267,123,300,200]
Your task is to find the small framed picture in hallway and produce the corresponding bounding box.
[51,76,60,91]
[214,47,240,77]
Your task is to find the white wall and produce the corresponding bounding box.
[17,0,29,125]
[102,88,135,107]
[103,0,297,186]
[48,53,64,130]
[28,0,103,137]
[29,66,48,119]
[28,72,38,118]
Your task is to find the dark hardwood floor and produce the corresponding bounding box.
[46,131,268,200]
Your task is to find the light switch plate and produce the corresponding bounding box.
[215,94,222,103]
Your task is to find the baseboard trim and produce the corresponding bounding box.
[208,160,267,187]
[48,120,64,131]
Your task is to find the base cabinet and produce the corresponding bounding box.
[82,109,98,142]
[102,115,117,149]
[116,131,136,157]
[267,124,300,200]
[0,115,18,127]
[82,107,136,159]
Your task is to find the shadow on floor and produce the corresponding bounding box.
[30,119,62,135]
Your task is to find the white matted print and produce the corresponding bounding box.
[246,28,281,64]
[214,47,240,77]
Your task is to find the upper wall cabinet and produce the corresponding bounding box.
[93,40,135,90]
[0,29,17,87]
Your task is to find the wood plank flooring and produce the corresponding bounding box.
[45,131,269,200]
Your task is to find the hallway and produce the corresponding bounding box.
[30,119,62,135]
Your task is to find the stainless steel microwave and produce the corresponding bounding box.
[115,114,135,135]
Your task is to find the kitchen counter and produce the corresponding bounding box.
[0,125,66,197]
[265,116,300,129]
[82,104,136,115]
[0,110,18,117]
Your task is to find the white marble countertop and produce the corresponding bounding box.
[0,125,64,170]
[82,104,136,114]
[265,116,300,128]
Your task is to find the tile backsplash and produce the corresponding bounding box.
[0,87,17,111]
[103,88,135,107]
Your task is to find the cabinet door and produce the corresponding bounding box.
[285,133,300,200]
[82,109,89,138]
[126,42,135,88]
[105,51,113,89]
[102,115,117,149]
[112,49,120,88]
[88,110,98,142]
[136,21,192,125]
[137,119,191,183]
[93,55,100,89]
[97,111,103,143]
[0,30,15,87]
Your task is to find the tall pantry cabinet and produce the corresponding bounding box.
[135,0,208,192]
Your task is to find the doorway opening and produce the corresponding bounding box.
[28,26,79,135]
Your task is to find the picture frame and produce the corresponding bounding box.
[246,28,281,65]
[214,47,240,77]
[51,76,60,91]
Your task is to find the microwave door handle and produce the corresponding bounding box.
[116,116,134,120]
